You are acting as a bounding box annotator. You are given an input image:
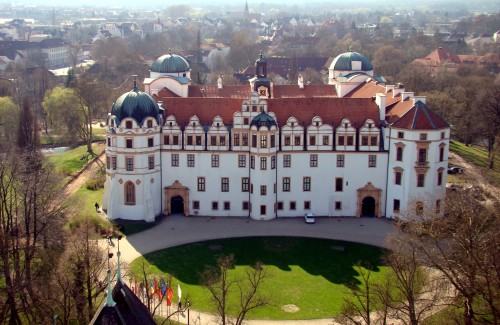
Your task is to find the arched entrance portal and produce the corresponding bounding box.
[164,180,190,216]
[361,196,376,217]
[171,195,184,214]
[356,182,382,218]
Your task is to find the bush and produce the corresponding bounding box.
[86,174,105,190]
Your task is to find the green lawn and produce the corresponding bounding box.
[48,143,103,176]
[450,140,500,187]
[130,237,389,320]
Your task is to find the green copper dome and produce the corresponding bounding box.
[111,87,160,126]
[331,51,373,71]
[150,54,190,73]
[250,112,277,130]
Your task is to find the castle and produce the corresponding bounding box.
[102,51,449,221]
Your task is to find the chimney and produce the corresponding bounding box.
[413,96,426,105]
[400,91,414,101]
[217,75,223,89]
[393,84,405,97]
[385,84,394,94]
[298,74,304,89]
[375,93,386,122]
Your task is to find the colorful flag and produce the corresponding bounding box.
[161,278,167,298]
[166,286,174,306]
[177,283,182,300]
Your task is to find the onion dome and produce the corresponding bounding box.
[111,86,160,126]
[330,50,373,71]
[250,112,277,130]
[150,53,190,73]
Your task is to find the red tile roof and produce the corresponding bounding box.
[391,101,449,130]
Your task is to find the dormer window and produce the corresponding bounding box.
[147,120,153,128]
[344,123,348,128]
[192,122,196,127]
[126,121,133,129]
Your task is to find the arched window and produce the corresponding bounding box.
[147,120,153,128]
[125,181,136,205]
[125,121,133,129]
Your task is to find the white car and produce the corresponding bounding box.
[304,213,315,224]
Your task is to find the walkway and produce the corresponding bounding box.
[107,215,396,325]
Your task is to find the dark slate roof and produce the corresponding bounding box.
[90,280,156,325]
[331,51,373,71]
[151,54,190,73]
[250,111,277,129]
[111,86,160,126]
[391,101,449,130]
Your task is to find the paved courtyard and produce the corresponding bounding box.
[110,215,396,325]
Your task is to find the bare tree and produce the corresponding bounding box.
[200,254,271,325]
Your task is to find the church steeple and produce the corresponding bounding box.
[244,1,249,16]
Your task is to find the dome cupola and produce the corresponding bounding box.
[250,111,277,130]
[330,49,373,72]
[150,52,190,74]
[111,81,160,126]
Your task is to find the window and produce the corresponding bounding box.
[260,135,267,148]
[398,131,404,139]
[302,177,311,191]
[196,136,202,146]
[251,156,255,169]
[335,178,343,192]
[126,157,134,171]
[212,201,219,210]
[197,177,205,191]
[417,174,425,187]
[271,156,276,169]
[361,135,368,146]
[338,135,345,146]
[126,138,133,148]
[277,202,283,210]
[107,137,111,146]
[310,154,318,167]
[147,120,153,128]
[260,205,266,215]
[396,147,403,161]
[242,201,249,210]
[438,170,443,186]
[234,133,240,146]
[221,178,229,192]
[395,171,402,185]
[271,135,276,147]
[323,136,329,145]
[211,136,217,146]
[260,185,267,196]
[335,201,342,210]
[242,178,249,192]
[289,201,296,210]
[309,135,316,146]
[124,181,135,205]
[304,201,311,210]
[171,154,179,167]
[242,133,248,146]
[441,132,445,139]
[187,154,195,167]
[252,135,257,148]
[125,121,133,129]
[164,135,170,145]
[283,155,291,167]
[211,154,219,168]
[347,136,354,146]
[420,133,427,140]
[148,155,154,170]
[148,137,154,147]
[294,136,301,145]
[416,201,424,216]
[439,146,445,162]
[243,118,249,125]
[238,155,246,167]
[337,154,345,167]
[418,148,427,163]
[370,136,378,146]
[393,199,400,213]
[173,136,179,145]
[106,155,110,169]
[283,177,291,192]
[187,136,193,146]
[224,202,231,210]
[112,156,116,170]
[192,201,200,209]
[220,136,226,146]
[284,136,291,146]
[368,155,376,167]
[260,157,267,170]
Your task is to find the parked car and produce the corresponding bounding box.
[304,213,315,224]
[447,166,463,174]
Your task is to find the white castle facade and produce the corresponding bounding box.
[102,51,450,222]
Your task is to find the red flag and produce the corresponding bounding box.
[166,286,174,306]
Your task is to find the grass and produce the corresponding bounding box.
[130,237,390,320]
[450,140,500,186]
[48,143,103,177]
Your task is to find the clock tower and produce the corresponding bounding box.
[250,52,272,98]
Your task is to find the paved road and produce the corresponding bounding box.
[107,215,396,325]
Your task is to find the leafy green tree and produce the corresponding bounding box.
[0,97,19,145]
